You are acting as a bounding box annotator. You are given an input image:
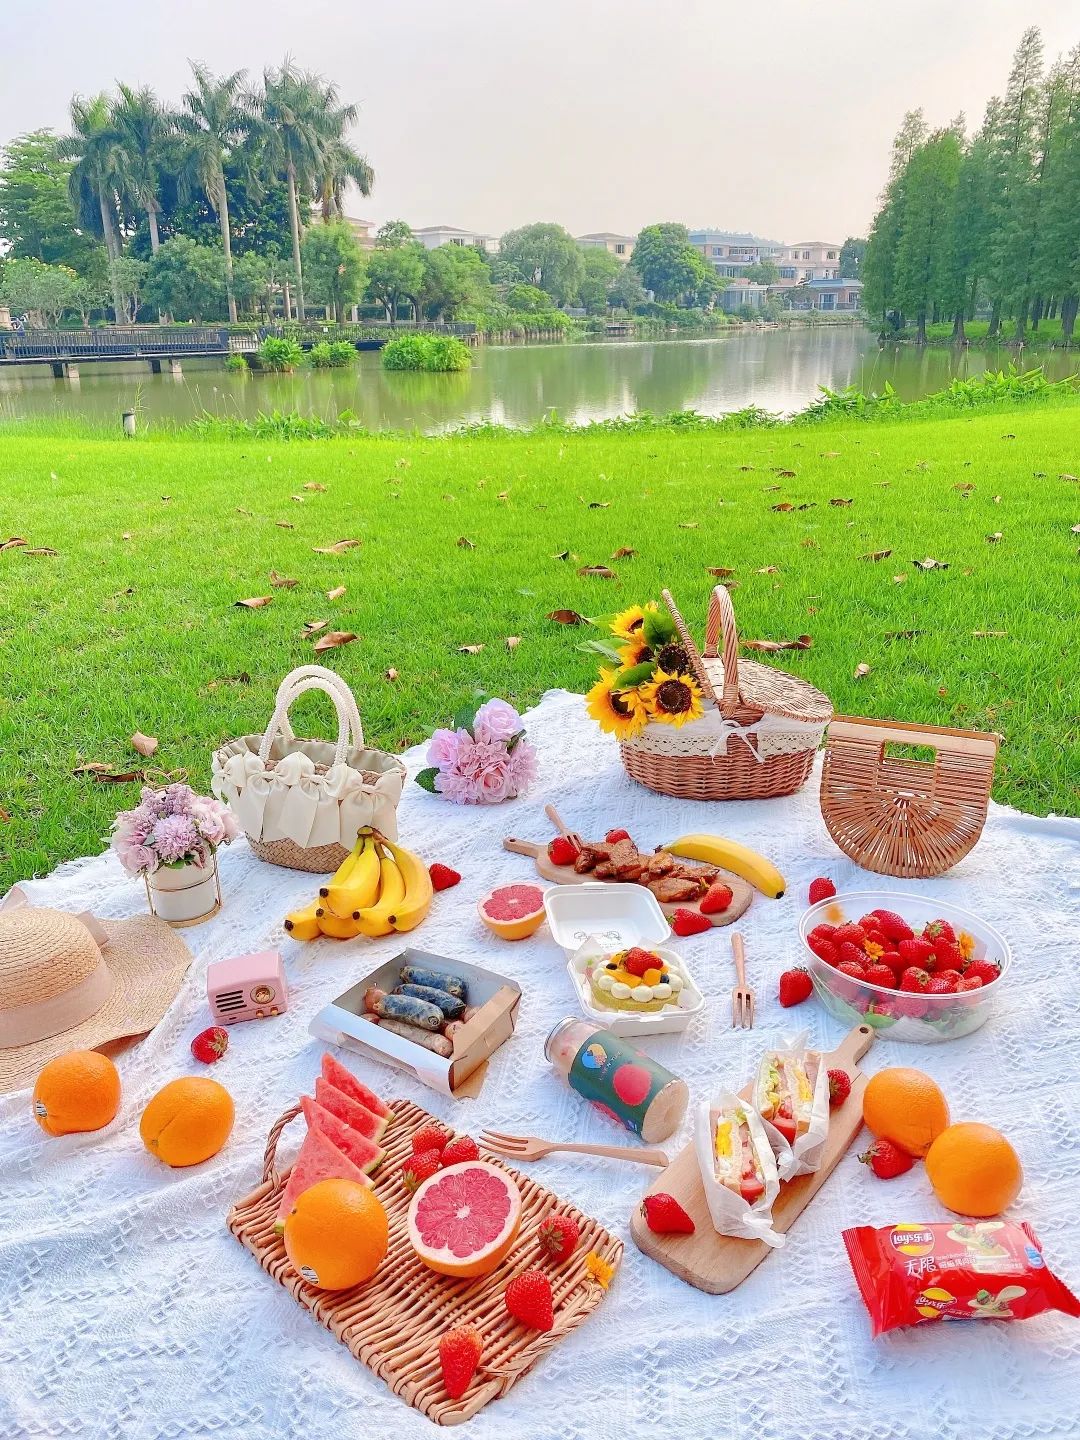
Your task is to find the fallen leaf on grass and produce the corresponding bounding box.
[313,630,357,652]
[457,536,476,550]
[912,557,949,571]
[985,533,1003,544]
[678,521,699,529]
[706,566,736,578]
[270,570,298,589]
[457,643,484,654]
[0,537,27,550]
[829,498,854,507]
[771,502,794,512]
[892,573,907,584]
[276,521,294,530]
[385,667,399,681]
[821,450,841,458]
[953,482,975,493]
[236,507,253,517]
[161,495,172,503]
[774,468,797,478]
[993,495,1002,503]
[553,549,570,561]
[861,549,893,562]
[581,499,610,509]
[22,546,58,556]
[235,595,273,608]
[611,546,637,559]
[506,636,522,650]
[738,464,754,471]
[303,482,327,492]
[326,585,346,601]
[313,539,361,554]
[800,539,818,550]
[1001,433,1016,440]
[0,805,9,823]
[742,635,813,653]
[121,531,132,541]
[853,663,872,680]
[1060,473,1079,483]
[885,629,923,640]
[763,484,782,493]
[1071,524,1080,535]
[131,731,158,757]
[207,672,251,690]
[497,490,510,501]
[73,761,145,783]
[547,609,586,625]
[973,629,1007,638]
[578,565,616,579]
[290,494,305,504]
[756,566,780,575]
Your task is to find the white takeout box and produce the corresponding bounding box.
[308,947,521,1097]
[543,882,704,1036]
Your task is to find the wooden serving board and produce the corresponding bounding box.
[630,1024,875,1293]
[503,837,753,928]
[227,1098,622,1425]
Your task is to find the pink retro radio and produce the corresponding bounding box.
[207,951,288,1024]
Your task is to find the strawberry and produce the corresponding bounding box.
[880,950,904,972]
[700,880,734,914]
[837,959,867,981]
[900,966,930,992]
[858,913,885,934]
[957,975,984,992]
[537,1213,579,1263]
[807,936,839,965]
[402,1148,444,1193]
[834,923,867,947]
[412,1123,452,1156]
[622,947,655,977]
[605,828,631,844]
[895,994,928,1018]
[872,910,914,942]
[963,959,1001,986]
[640,1192,696,1234]
[898,937,934,967]
[809,923,837,942]
[778,967,813,1007]
[827,1069,851,1107]
[838,940,869,968]
[504,1270,554,1331]
[864,963,898,989]
[671,908,711,937]
[934,938,966,971]
[190,1026,229,1064]
[429,863,461,891]
[859,1139,914,1179]
[547,836,579,867]
[935,969,963,989]
[442,1135,480,1166]
[923,918,956,944]
[925,977,954,996]
[439,1325,482,1401]
[808,877,836,904]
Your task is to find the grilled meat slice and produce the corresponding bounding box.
[648,876,701,904]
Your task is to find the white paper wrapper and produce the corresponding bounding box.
[693,1093,785,1248]
[752,1032,831,1181]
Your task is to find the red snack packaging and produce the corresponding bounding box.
[843,1221,1080,1338]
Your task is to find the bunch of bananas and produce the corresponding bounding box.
[284,830,434,940]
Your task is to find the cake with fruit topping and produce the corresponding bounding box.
[587,946,685,1013]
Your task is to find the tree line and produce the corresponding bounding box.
[863,27,1080,342]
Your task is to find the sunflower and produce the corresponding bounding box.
[586,668,648,739]
[639,669,705,728]
[654,642,691,674]
[610,604,647,642]
[618,637,654,668]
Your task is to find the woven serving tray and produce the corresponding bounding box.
[227,1098,622,1425]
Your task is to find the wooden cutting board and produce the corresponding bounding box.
[630,1024,875,1293]
[502,838,753,928]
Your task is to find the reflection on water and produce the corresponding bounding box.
[0,327,1074,433]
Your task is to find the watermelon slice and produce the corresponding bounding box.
[274,1128,370,1234]
[302,1094,384,1175]
[321,1054,391,1123]
[313,1074,388,1143]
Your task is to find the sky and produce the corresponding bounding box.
[2,0,1078,245]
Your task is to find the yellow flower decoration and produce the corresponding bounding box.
[618,638,653,668]
[639,670,705,729]
[584,1251,615,1290]
[959,931,976,959]
[610,604,646,641]
[585,669,648,739]
[863,939,884,961]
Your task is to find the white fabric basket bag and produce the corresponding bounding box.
[212,665,405,872]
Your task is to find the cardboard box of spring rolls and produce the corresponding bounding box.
[308,947,522,1097]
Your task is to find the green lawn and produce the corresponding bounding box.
[2,402,1078,887]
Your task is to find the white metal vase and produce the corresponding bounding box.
[145,857,222,927]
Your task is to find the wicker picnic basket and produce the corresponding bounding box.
[820,715,1000,877]
[619,586,832,801]
[212,665,406,872]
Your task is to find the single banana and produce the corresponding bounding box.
[381,837,434,933]
[663,833,787,900]
[283,899,322,941]
[319,832,366,901]
[315,906,365,940]
[325,835,381,918]
[351,854,405,937]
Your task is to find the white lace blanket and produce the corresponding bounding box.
[2,690,1078,1440]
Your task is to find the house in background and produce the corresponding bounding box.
[717,280,769,313]
[785,277,863,311]
[343,217,377,250]
[576,232,635,261]
[411,224,500,253]
[689,230,784,279]
[774,241,843,285]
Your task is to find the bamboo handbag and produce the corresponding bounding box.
[212,665,406,872]
[819,715,1000,877]
[619,586,833,801]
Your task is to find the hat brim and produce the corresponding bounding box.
[0,914,192,1094]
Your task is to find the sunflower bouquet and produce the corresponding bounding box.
[583,602,706,740]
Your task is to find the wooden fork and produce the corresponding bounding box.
[731,931,755,1029]
[545,803,585,853]
[480,1129,669,1168]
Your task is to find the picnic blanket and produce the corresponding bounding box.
[2,689,1078,1440]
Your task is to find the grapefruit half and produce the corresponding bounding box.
[478,883,546,941]
[407,1160,521,1277]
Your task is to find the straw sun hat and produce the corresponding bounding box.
[0,906,192,1094]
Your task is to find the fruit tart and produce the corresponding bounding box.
[587,946,686,1013]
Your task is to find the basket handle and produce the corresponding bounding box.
[661,587,741,718]
[258,670,364,766]
[272,664,365,748]
[828,715,1001,759]
[262,1103,303,1186]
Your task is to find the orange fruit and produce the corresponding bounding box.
[862,1067,949,1158]
[925,1122,1023,1217]
[33,1050,121,1136]
[140,1076,234,1167]
[284,1178,388,1289]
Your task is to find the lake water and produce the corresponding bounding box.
[1,326,1074,432]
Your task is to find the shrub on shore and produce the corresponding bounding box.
[382,334,472,372]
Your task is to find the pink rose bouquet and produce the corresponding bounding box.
[415,696,537,805]
[111,782,239,876]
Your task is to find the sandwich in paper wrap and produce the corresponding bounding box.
[752,1033,830,1181]
[694,1092,784,1248]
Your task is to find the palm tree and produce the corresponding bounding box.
[176,63,251,323]
[59,94,126,322]
[112,84,171,254]
[312,85,374,222]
